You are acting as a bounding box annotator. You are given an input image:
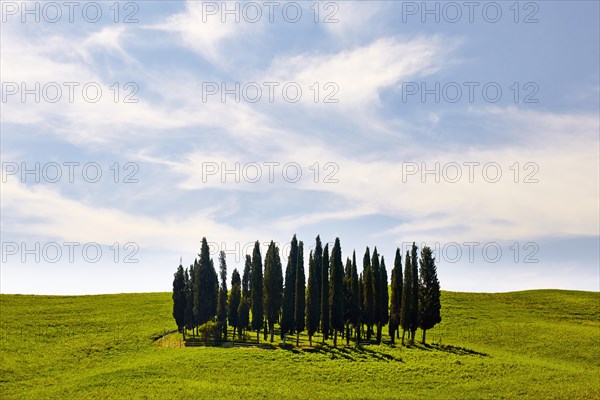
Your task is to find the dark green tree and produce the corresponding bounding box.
[400,250,412,345]
[194,238,218,328]
[362,247,375,341]
[377,255,389,343]
[172,261,186,336]
[229,269,241,340]
[184,266,194,333]
[329,238,345,346]
[389,248,403,343]
[320,243,330,342]
[343,257,352,345]
[350,251,361,344]
[242,254,252,299]
[294,241,306,346]
[314,235,323,331]
[371,247,383,343]
[237,297,250,340]
[250,241,264,341]
[418,246,441,344]
[305,250,319,346]
[216,251,228,341]
[264,241,284,342]
[358,273,364,344]
[410,242,419,343]
[281,235,298,343]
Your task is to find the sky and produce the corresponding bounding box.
[1,0,599,295]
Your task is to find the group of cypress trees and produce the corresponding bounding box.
[172,236,441,346]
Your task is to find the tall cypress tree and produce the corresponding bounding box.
[378,256,389,343]
[350,251,361,344]
[237,297,250,340]
[295,241,306,346]
[362,247,375,341]
[410,242,419,343]
[250,241,264,342]
[281,235,298,343]
[358,273,364,344]
[305,250,319,346]
[389,248,403,343]
[195,238,217,327]
[371,247,382,343]
[172,262,186,335]
[400,250,412,345]
[216,251,228,341]
[242,254,252,299]
[314,235,323,332]
[344,257,352,345]
[320,243,330,342]
[329,238,345,346]
[229,269,241,340]
[184,266,194,333]
[264,241,283,342]
[418,246,441,344]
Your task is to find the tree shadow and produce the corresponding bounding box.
[301,344,403,362]
[422,342,489,357]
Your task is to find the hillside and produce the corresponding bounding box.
[1,290,598,399]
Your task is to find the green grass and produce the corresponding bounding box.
[1,290,599,399]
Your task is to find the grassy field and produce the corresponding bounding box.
[1,290,599,399]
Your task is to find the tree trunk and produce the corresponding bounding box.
[401,329,406,345]
[355,324,360,346]
[390,328,395,344]
[333,330,337,347]
[422,329,427,344]
[296,331,300,347]
[346,325,350,346]
[309,334,312,347]
[256,330,259,343]
[376,323,382,344]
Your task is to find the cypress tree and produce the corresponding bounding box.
[389,248,403,343]
[172,261,186,335]
[410,242,419,343]
[362,247,375,341]
[229,269,241,340]
[305,250,319,346]
[216,251,228,341]
[264,241,284,342]
[418,246,441,344]
[400,250,412,345]
[350,251,361,345]
[314,235,323,332]
[281,235,298,343]
[237,297,250,340]
[320,243,330,342]
[371,247,382,343]
[295,241,306,346]
[184,266,194,333]
[242,254,252,299]
[378,256,389,343]
[195,238,218,327]
[250,241,264,342]
[344,257,352,345]
[358,273,364,344]
[329,238,345,346]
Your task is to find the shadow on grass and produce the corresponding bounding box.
[407,342,489,357]
[299,344,403,362]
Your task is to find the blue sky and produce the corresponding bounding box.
[1,0,599,294]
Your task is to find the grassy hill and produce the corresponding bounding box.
[1,290,598,399]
